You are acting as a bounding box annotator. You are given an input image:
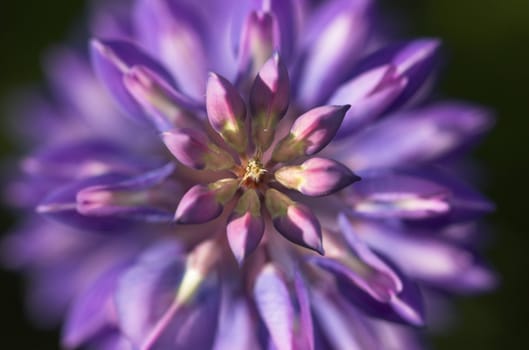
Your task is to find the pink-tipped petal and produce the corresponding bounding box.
[206,73,248,152]
[174,179,238,224]
[227,190,265,264]
[272,105,349,163]
[265,189,323,254]
[275,157,360,197]
[162,128,235,171]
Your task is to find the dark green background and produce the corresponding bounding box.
[1,0,528,348]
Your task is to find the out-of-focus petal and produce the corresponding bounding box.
[254,264,314,350]
[296,0,372,107]
[355,220,497,293]
[333,102,494,170]
[353,39,442,110]
[124,66,203,132]
[90,39,174,124]
[134,0,208,99]
[329,65,407,138]
[76,163,178,223]
[347,172,451,219]
[37,174,135,231]
[62,264,126,349]
[311,215,425,326]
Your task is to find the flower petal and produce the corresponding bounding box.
[347,172,451,219]
[37,174,135,231]
[174,179,238,224]
[124,66,203,132]
[265,189,323,254]
[206,73,248,152]
[334,102,494,170]
[76,163,178,222]
[226,190,265,264]
[355,220,497,293]
[90,39,174,124]
[237,10,280,81]
[354,39,441,110]
[275,157,360,196]
[250,53,290,150]
[272,105,349,163]
[311,215,425,326]
[329,65,407,138]
[254,264,294,350]
[296,0,372,107]
[134,0,208,99]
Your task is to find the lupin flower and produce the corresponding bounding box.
[2,0,496,349]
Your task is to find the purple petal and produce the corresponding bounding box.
[133,0,208,99]
[237,10,280,80]
[353,39,442,110]
[296,0,372,107]
[76,163,178,222]
[347,172,451,219]
[250,53,290,150]
[334,214,425,325]
[115,241,183,347]
[334,102,494,170]
[174,179,238,224]
[206,73,248,152]
[253,264,295,350]
[275,157,360,197]
[21,140,153,181]
[329,65,407,138]
[213,295,260,350]
[37,174,135,231]
[90,39,174,124]
[265,189,323,254]
[272,105,349,163]
[62,264,126,348]
[357,220,497,293]
[232,0,301,64]
[124,66,203,132]
[227,190,265,264]
[162,128,235,171]
[311,287,380,350]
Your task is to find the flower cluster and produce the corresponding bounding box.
[3,0,495,349]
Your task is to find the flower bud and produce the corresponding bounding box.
[272,105,349,163]
[162,128,235,171]
[175,179,238,224]
[206,73,248,152]
[227,189,265,264]
[275,157,360,197]
[265,189,323,254]
[250,53,290,150]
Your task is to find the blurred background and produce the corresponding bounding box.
[0,0,527,348]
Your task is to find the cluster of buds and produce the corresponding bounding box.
[164,54,360,263]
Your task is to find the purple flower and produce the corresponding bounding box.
[3,0,496,349]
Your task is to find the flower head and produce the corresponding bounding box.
[2,0,495,349]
